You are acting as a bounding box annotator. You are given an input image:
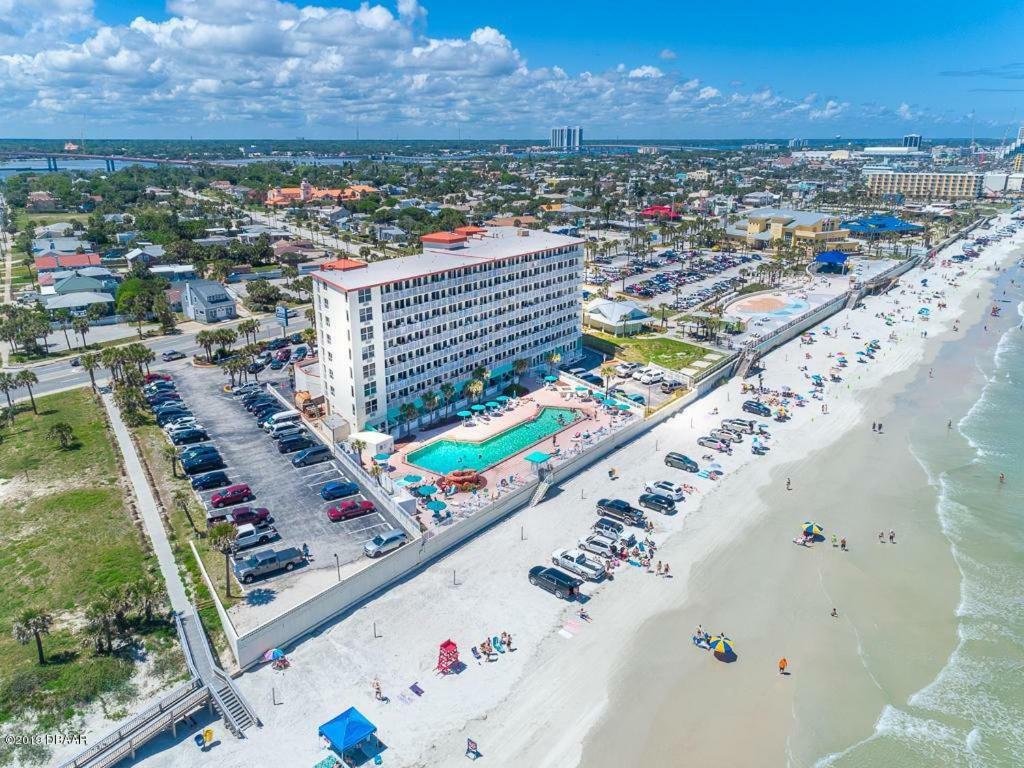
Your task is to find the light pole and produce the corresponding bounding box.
[334,553,340,582]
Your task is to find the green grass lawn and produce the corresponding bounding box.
[12,210,92,233]
[0,389,181,732]
[585,330,706,371]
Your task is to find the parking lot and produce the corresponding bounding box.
[169,364,402,583]
[563,347,678,410]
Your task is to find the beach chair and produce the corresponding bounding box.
[466,739,481,760]
[471,646,482,663]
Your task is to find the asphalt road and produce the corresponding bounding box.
[8,314,311,398]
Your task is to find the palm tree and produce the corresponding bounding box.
[440,382,456,419]
[399,402,419,435]
[301,327,316,347]
[12,608,53,665]
[80,351,101,390]
[464,378,483,404]
[54,308,73,350]
[208,521,238,599]
[195,330,216,362]
[545,351,562,375]
[350,438,367,467]
[0,372,15,412]
[600,364,617,394]
[163,444,180,478]
[129,577,163,624]
[72,316,90,348]
[368,462,384,486]
[172,488,199,533]
[421,390,439,426]
[84,597,117,654]
[512,358,529,385]
[15,370,38,414]
[47,421,74,449]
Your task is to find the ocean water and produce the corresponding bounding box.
[818,279,1024,767]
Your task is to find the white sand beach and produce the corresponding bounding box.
[127,213,1024,768]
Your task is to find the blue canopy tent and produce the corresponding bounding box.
[319,707,380,760]
[815,250,849,274]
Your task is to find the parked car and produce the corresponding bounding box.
[697,436,729,452]
[231,523,278,553]
[161,350,185,362]
[593,517,624,539]
[291,345,308,361]
[157,410,192,427]
[144,373,172,383]
[170,428,208,446]
[247,361,266,374]
[616,362,642,377]
[210,483,253,508]
[579,373,603,386]
[233,383,262,397]
[709,428,742,444]
[245,397,277,412]
[208,505,271,526]
[578,533,618,558]
[289,333,303,344]
[320,480,359,501]
[639,370,664,386]
[292,445,331,467]
[269,425,307,442]
[266,338,287,350]
[166,421,203,436]
[638,492,676,514]
[596,498,645,526]
[627,393,646,405]
[274,349,291,363]
[191,470,230,491]
[327,500,376,521]
[722,418,756,434]
[742,400,772,417]
[551,548,604,581]
[279,434,316,454]
[144,381,175,393]
[645,480,685,500]
[182,455,225,475]
[179,444,220,460]
[664,452,699,472]
[233,547,304,583]
[363,528,408,558]
[660,379,685,393]
[269,359,286,370]
[527,566,581,600]
[255,407,288,427]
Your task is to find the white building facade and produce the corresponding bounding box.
[312,227,584,433]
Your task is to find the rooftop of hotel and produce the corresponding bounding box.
[312,226,584,291]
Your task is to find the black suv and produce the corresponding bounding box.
[528,566,581,600]
[596,498,645,527]
[742,400,772,417]
[638,493,676,514]
[664,452,699,472]
[191,470,230,491]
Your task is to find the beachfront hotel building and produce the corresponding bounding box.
[725,208,858,254]
[311,226,584,433]
[865,170,983,200]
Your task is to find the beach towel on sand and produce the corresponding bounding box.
[410,683,424,696]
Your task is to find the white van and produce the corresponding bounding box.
[263,410,300,432]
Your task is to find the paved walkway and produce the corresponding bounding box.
[102,392,190,612]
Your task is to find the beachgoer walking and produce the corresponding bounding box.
[879,531,885,543]
[663,563,670,577]
[831,608,838,618]
[505,632,515,651]
[840,537,847,551]
[948,420,952,430]
[779,658,788,675]
[786,477,792,491]
[831,534,837,548]
[656,561,663,576]
[999,472,1005,484]
[872,421,877,432]
[878,422,883,433]
[372,678,385,702]
[889,529,896,544]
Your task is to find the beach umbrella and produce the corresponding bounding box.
[417,484,439,497]
[373,452,391,462]
[263,648,285,662]
[426,500,447,512]
[616,403,631,411]
[485,401,500,408]
[708,636,734,655]
[496,395,511,402]
[394,478,410,488]
[457,410,472,418]
[802,522,823,536]
[403,474,423,484]
[574,386,589,392]
[544,375,558,382]
[471,404,486,411]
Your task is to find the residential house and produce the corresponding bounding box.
[151,264,198,282]
[44,291,114,316]
[33,252,102,272]
[584,298,652,336]
[26,191,59,212]
[316,206,351,227]
[125,245,167,265]
[32,236,90,254]
[181,280,237,323]
[34,222,76,237]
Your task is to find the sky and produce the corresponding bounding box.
[2,0,1023,141]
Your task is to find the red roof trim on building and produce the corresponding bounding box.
[420,232,467,244]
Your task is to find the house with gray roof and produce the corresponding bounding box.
[584,298,652,336]
[181,280,237,323]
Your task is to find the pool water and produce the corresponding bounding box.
[406,407,581,474]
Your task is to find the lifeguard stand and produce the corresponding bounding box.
[437,639,459,674]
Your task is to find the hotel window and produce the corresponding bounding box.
[358,288,371,304]
[361,346,374,361]
[362,363,376,379]
[360,326,374,343]
[364,382,377,398]
[359,306,373,323]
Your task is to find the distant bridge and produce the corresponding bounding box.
[0,150,202,171]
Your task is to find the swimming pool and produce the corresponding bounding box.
[406,407,581,475]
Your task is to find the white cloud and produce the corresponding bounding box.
[628,65,663,79]
[897,102,916,120]
[0,0,864,136]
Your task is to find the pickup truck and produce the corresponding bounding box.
[596,498,645,527]
[231,523,279,553]
[233,547,305,584]
[551,548,604,581]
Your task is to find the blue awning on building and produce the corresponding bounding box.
[841,214,923,235]
[815,251,848,265]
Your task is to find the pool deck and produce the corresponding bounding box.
[381,382,630,531]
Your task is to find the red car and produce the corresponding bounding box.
[226,506,272,527]
[211,483,253,508]
[327,500,375,521]
[274,348,291,362]
[145,373,172,383]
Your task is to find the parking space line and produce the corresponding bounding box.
[298,467,336,481]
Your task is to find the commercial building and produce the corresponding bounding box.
[550,126,583,151]
[903,134,922,149]
[725,208,857,253]
[865,170,983,200]
[312,226,584,433]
